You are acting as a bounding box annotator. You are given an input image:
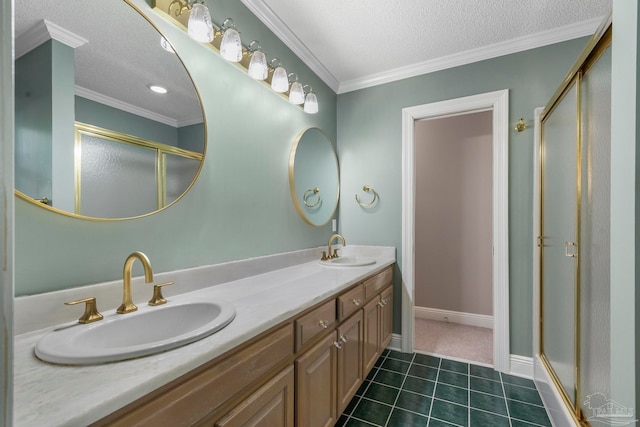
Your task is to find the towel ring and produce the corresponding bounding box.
[303,187,321,208]
[355,185,378,207]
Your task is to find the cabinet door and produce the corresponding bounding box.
[215,366,294,427]
[336,311,364,414]
[380,286,393,349]
[296,332,338,427]
[363,297,381,374]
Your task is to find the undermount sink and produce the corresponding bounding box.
[319,256,376,267]
[35,300,236,365]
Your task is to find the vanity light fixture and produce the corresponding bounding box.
[157,0,319,113]
[288,73,305,105]
[303,85,318,114]
[219,18,242,62]
[247,41,268,80]
[148,84,168,94]
[270,58,289,93]
[187,2,214,42]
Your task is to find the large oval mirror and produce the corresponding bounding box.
[289,128,339,226]
[14,0,205,220]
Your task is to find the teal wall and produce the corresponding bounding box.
[15,41,54,200]
[337,37,591,357]
[14,0,337,296]
[76,96,205,150]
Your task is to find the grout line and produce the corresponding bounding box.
[467,362,471,426]
[425,357,442,424]
[381,352,414,427]
[499,372,513,427]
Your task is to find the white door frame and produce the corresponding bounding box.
[401,89,510,372]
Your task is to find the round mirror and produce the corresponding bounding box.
[14,0,205,220]
[289,128,339,226]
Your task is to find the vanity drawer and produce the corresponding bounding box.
[364,267,393,301]
[337,284,365,321]
[96,324,294,427]
[295,299,336,351]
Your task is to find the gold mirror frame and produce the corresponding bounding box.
[14,0,207,221]
[288,128,340,226]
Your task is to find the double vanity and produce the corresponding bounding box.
[14,245,395,426]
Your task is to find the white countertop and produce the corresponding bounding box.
[13,246,395,427]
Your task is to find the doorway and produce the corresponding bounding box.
[413,111,494,366]
[401,90,510,373]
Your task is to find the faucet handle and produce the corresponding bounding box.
[148,281,174,306]
[65,297,103,324]
[320,251,328,261]
[331,249,339,259]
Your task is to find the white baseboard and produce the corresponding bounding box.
[414,306,494,329]
[534,355,575,427]
[509,355,533,379]
[388,334,402,351]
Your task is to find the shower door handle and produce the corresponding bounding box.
[565,241,577,258]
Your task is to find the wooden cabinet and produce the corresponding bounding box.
[94,266,393,427]
[336,311,364,414]
[296,311,364,427]
[215,366,295,427]
[295,332,338,427]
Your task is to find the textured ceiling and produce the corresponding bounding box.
[15,1,202,127]
[243,0,611,92]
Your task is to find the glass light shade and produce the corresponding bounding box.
[220,28,243,62]
[271,66,289,93]
[188,4,214,43]
[289,81,305,104]
[304,92,319,114]
[248,50,268,80]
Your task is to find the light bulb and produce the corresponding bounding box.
[304,91,318,114]
[289,81,305,105]
[271,66,288,93]
[220,27,242,62]
[248,50,267,80]
[187,3,214,43]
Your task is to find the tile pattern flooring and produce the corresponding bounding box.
[337,350,551,427]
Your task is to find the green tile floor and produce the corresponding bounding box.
[337,350,551,427]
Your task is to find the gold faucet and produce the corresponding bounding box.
[327,234,346,259]
[117,251,154,314]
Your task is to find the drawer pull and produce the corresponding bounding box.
[382,299,388,306]
[378,301,385,307]
[352,298,361,306]
[334,341,343,349]
[318,320,329,329]
[340,335,348,344]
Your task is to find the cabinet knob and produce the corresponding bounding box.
[382,299,388,306]
[334,341,343,349]
[340,335,348,343]
[352,298,361,307]
[378,301,385,307]
[318,320,329,329]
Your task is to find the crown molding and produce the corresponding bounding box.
[240,0,340,92]
[75,86,201,128]
[338,17,604,93]
[16,19,87,59]
[237,2,604,95]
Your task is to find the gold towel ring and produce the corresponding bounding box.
[303,187,321,208]
[355,185,378,207]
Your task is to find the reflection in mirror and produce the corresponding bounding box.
[14,0,205,219]
[289,128,339,226]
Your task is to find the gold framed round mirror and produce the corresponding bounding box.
[289,128,339,226]
[14,0,205,220]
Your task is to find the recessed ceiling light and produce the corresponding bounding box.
[148,84,168,94]
[160,37,175,53]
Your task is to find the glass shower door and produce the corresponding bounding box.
[540,81,579,407]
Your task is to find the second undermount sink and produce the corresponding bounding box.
[35,300,236,365]
[320,256,376,267]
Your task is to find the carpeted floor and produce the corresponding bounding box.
[414,318,493,366]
